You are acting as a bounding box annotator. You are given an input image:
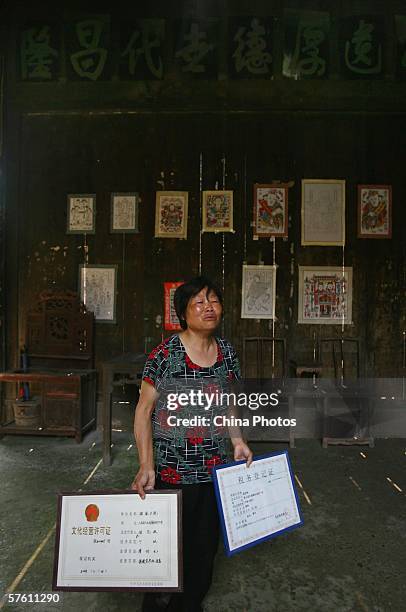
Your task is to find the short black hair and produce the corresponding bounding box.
[174,276,223,330]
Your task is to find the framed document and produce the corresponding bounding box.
[357,184,392,239]
[298,265,353,324]
[253,184,288,239]
[213,451,303,556]
[110,193,140,233]
[155,191,188,239]
[241,264,277,319]
[301,179,345,246]
[202,190,234,232]
[53,490,182,591]
[67,194,96,234]
[79,265,117,323]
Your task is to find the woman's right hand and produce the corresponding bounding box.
[131,466,155,499]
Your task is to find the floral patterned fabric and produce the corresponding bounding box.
[142,334,241,484]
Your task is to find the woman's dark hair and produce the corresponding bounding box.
[174,276,223,330]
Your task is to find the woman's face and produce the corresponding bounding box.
[184,287,222,332]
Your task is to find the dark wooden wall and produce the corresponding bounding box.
[3,0,406,382]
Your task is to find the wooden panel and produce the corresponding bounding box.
[43,397,77,430]
[6,111,404,378]
[3,0,406,379]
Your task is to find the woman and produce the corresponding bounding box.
[132,276,252,612]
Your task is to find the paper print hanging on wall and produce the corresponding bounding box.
[79,265,117,323]
[155,191,188,238]
[298,266,353,324]
[164,281,183,331]
[253,184,288,238]
[241,265,277,319]
[67,194,96,234]
[301,180,345,246]
[357,185,392,239]
[110,193,139,233]
[202,190,234,232]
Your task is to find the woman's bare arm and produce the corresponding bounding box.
[131,380,158,498]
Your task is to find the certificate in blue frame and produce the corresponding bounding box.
[212,450,304,556]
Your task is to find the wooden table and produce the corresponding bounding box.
[320,382,374,448]
[0,369,97,442]
[281,379,374,448]
[102,353,146,466]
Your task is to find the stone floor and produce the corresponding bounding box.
[0,427,405,612]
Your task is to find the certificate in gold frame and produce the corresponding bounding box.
[53,490,182,592]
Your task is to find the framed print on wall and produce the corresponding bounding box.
[241,265,277,319]
[253,184,288,238]
[164,281,184,331]
[79,265,117,323]
[301,180,345,246]
[202,190,234,232]
[155,191,188,239]
[67,194,96,234]
[358,185,392,238]
[298,266,353,324]
[110,192,139,233]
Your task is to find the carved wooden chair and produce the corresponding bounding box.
[0,290,96,442]
[25,290,94,370]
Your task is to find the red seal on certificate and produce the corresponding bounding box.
[85,504,99,522]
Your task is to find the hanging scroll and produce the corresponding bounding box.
[164,282,183,331]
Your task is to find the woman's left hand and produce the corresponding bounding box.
[233,440,253,467]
